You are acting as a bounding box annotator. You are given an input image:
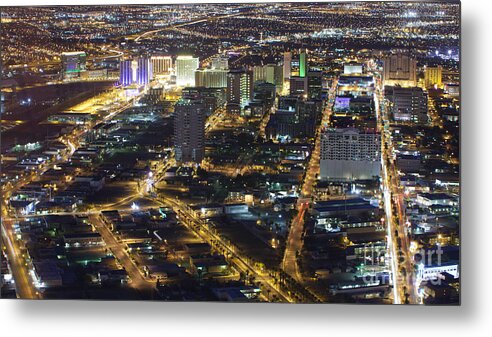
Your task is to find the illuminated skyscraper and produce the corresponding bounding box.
[307,70,323,100]
[283,51,292,80]
[195,68,228,88]
[211,55,229,70]
[424,66,443,88]
[320,128,381,181]
[382,53,417,87]
[299,50,307,78]
[151,56,172,76]
[131,60,138,84]
[119,60,134,86]
[176,56,199,87]
[119,58,152,86]
[291,59,300,77]
[136,57,152,86]
[227,69,253,114]
[253,64,283,88]
[385,86,428,124]
[174,98,205,163]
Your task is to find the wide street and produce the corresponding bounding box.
[282,80,337,282]
[89,214,156,297]
[375,75,417,304]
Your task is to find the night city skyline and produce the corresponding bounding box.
[0,2,460,304]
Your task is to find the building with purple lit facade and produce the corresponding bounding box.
[136,58,152,86]
[119,58,152,87]
[119,60,134,86]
